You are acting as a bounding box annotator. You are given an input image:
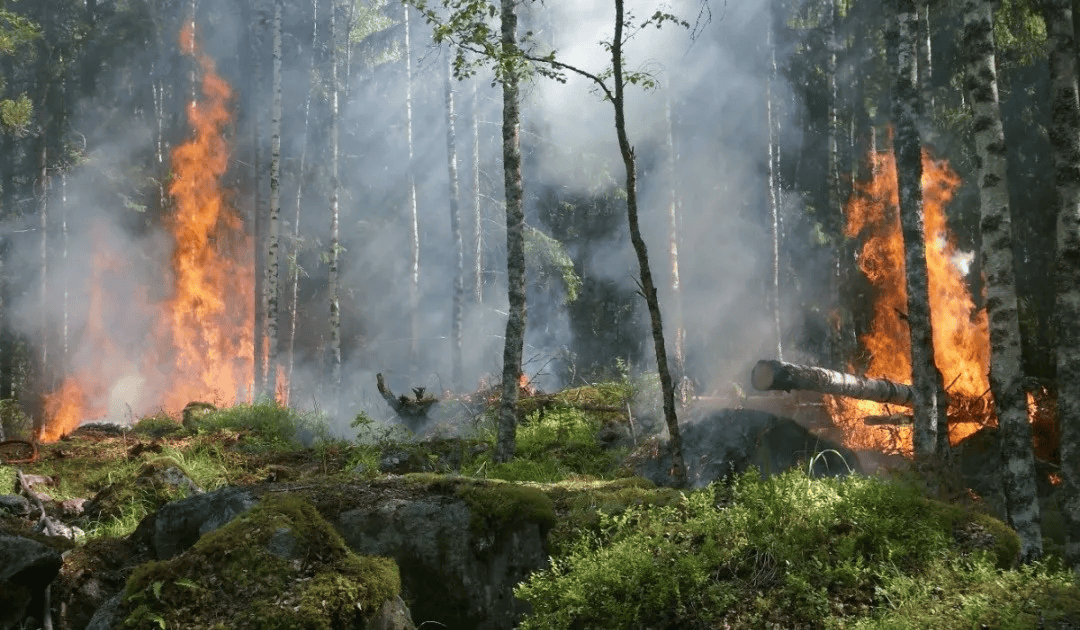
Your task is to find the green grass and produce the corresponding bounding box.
[514,468,1080,629]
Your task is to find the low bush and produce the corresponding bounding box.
[515,469,1078,629]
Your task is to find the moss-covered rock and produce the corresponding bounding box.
[121,493,401,629]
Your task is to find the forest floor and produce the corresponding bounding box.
[1,382,1079,628]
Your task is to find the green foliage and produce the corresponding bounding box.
[524,226,582,303]
[0,398,32,439]
[477,406,625,482]
[0,9,37,135]
[514,470,1066,629]
[198,401,331,451]
[0,92,32,134]
[131,413,185,439]
[993,0,1047,69]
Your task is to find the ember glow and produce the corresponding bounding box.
[40,25,252,440]
[829,147,991,454]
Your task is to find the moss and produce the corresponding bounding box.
[457,481,557,538]
[132,413,185,439]
[122,493,400,629]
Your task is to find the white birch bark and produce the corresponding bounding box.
[445,54,464,389]
[264,0,283,400]
[962,0,1042,561]
[1045,0,1080,574]
[328,0,343,410]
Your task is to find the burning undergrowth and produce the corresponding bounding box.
[828,146,1000,456]
[40,24,253,441]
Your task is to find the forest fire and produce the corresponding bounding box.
[39,25,252,440]
[828,147,992,454]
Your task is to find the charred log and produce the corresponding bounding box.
[751,359,919,407]
[376,373,438,421]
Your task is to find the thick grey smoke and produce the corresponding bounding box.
[8,0,809,436]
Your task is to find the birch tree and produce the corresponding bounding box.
[411,0,691,483]
[961,0,1042,562]
[264,0,283,400]
[403,4,420,372]
[328,0,343,412]
[286,0,320,402]
[891,0,948,462]
[1045,0,1080,574]
[445,53,464,390]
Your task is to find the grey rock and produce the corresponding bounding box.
[0,494,30,517]
[85,594,122,630]
[637,408,861,488]
[0,534,63,630]
[363,595,416,630]
[336,495,548,630]
[132,486,257,559]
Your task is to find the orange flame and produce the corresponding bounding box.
[830,146,991,453]
[40,24,252,439]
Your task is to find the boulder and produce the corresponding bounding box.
[0,534,63,630]
[131,485,257,559]
[0,494,30,517]
[635,408,861,488]
[366,595,417,630]
[335,481,551,630]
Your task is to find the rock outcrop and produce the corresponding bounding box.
[0,533,63,630]
[635,408,861,487]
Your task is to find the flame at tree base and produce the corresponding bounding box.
[39,24,252,440]
[832,145,993,455]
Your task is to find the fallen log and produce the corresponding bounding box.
[751,359,917,407]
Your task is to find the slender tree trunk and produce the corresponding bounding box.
[37,141,48,397]
[251,0,267,399]
[612,0,686,487]
[495,0,526,464]
[766,6,783,361]
[892,0,948,462]
[445,55,464,390]
[472,82,484,304]
[59,171,67,369]
[404,5,421,372]
[826,0,843,369]
[962,0,1043,561]
[286,0,319,405]
[1046,0,1080,574]
[664,99,686,399]
[263,0,283,400]
[328,0,343,413]
[917,0,934,114]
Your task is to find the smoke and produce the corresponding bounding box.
[7,0,818,437]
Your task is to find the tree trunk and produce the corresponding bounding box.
[752,359,917,406]
[892,0,948,462]
[495,0,526,464]
[917,0,933,113]
[251,0,267,400]
[445,54,464,390]
[264,0,283,400]
[37,140,48,397]
[612,0,686,487]
[766,4,783,361]
[1046,0,1080,574]
[961,0,1043,562]
[404,4,420,373]
[328,0,343,413]
[286,0,320,404]
[472,82,484,304]
[664,99,686,395]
